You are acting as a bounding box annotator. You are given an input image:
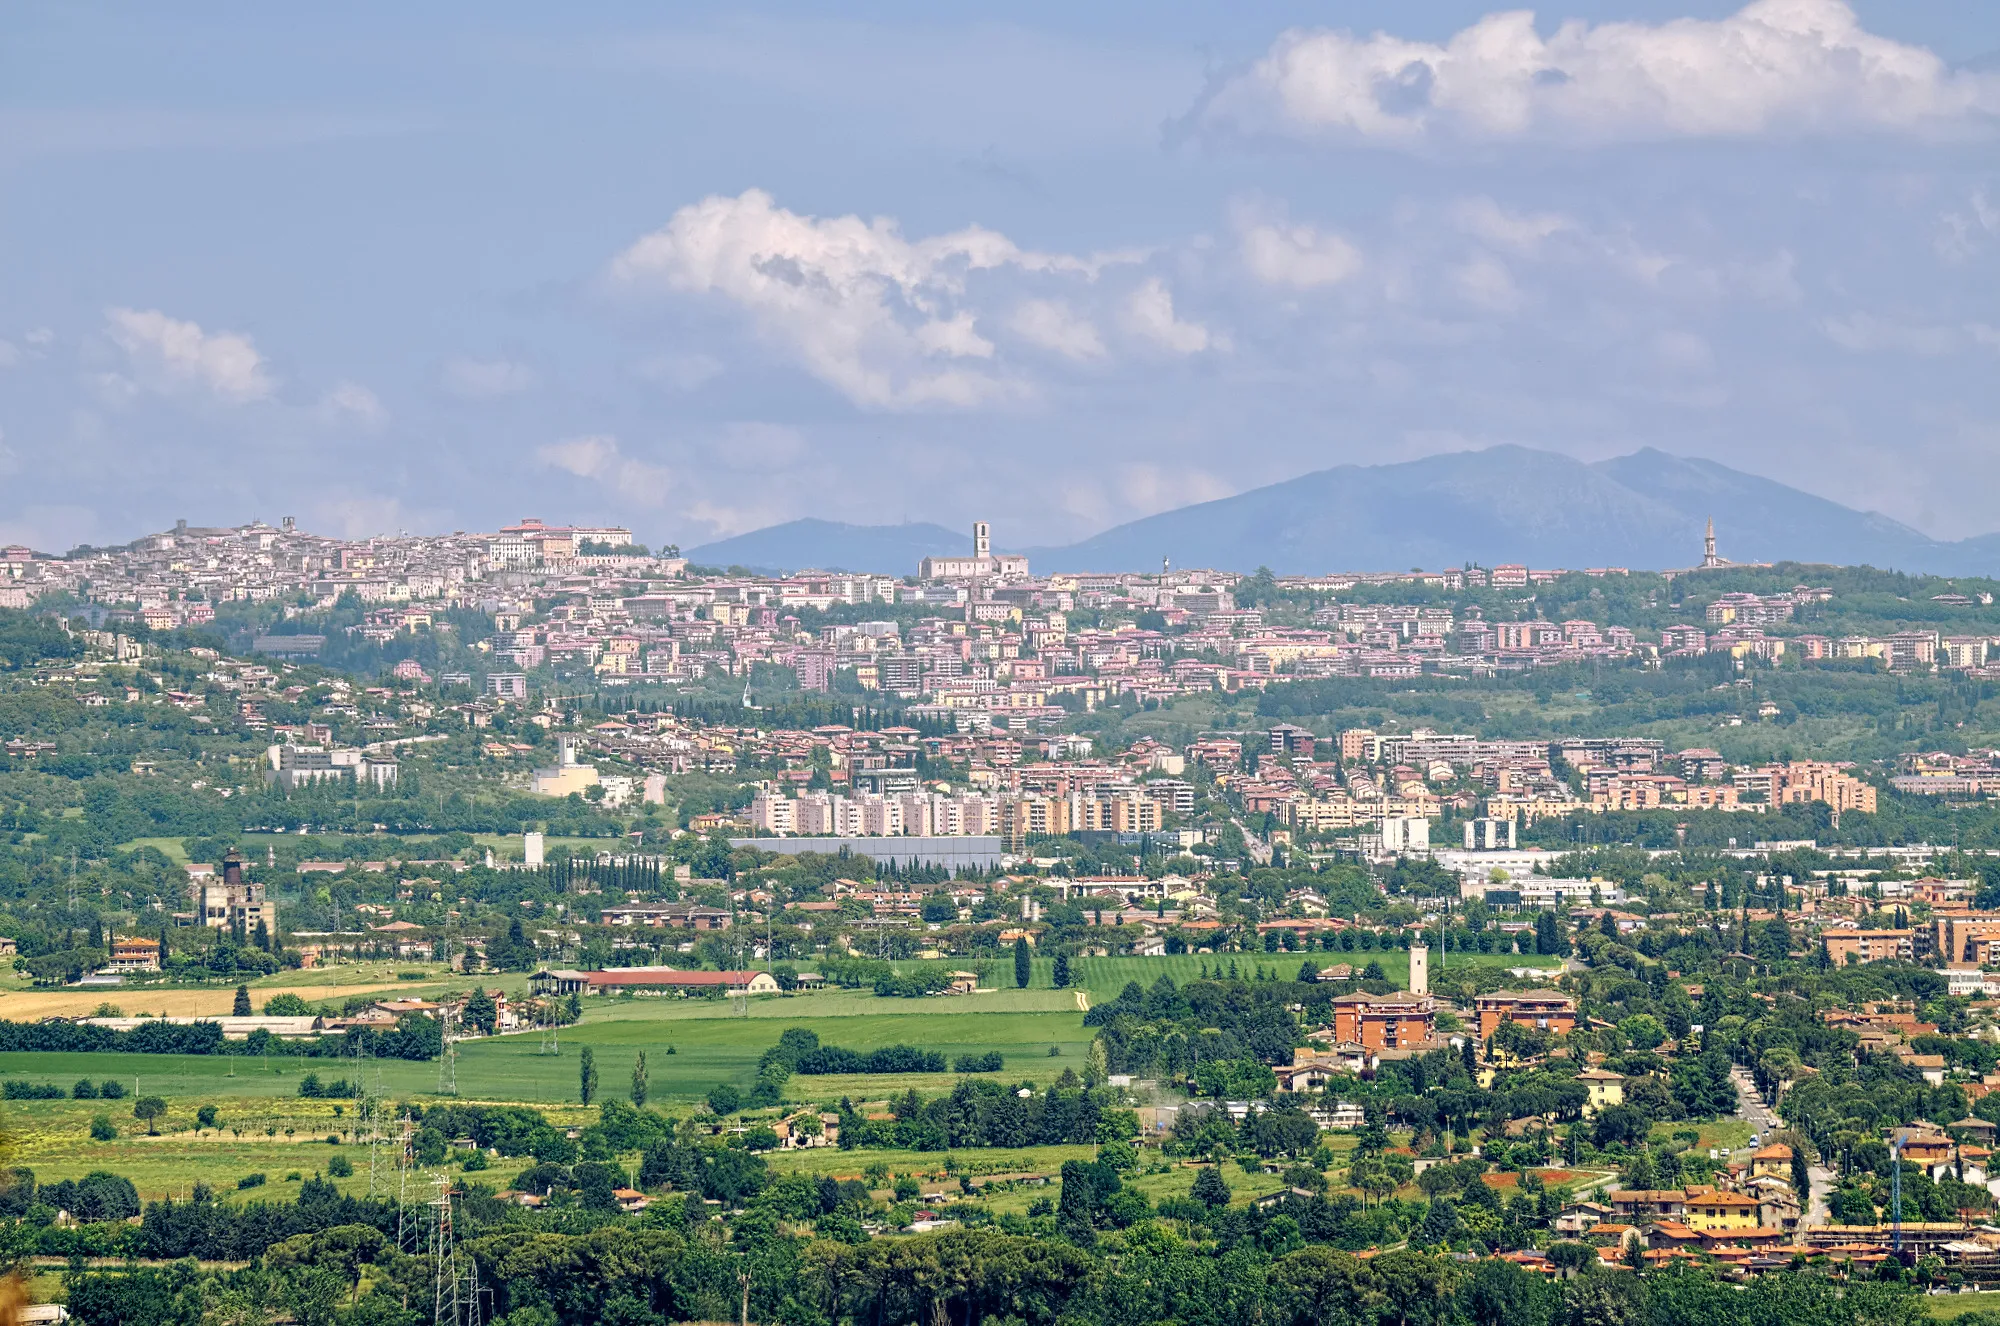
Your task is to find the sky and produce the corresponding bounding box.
[3,0,1999,553]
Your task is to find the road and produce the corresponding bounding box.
[1730,1065,1834,1226]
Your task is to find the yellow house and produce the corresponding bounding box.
[1750,1143,1794,1182]
[1681,1190,1761,1233]
[1577,1068,1625,1117]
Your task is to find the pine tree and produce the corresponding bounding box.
[232,985,252,1017]
[631,1050,649,1107]
[1053,952,1071,989]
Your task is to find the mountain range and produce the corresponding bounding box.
[686,447,2000,577]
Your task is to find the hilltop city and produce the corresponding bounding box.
[7,509,2000,1322]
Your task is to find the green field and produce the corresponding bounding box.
[0,986,1092,1107]
[1926,1292,2000,1318]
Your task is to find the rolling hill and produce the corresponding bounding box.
[688,448,2000,577]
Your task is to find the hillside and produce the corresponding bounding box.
[690,447,2000,576]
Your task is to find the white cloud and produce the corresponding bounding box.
[1238,215,1363,288]
[105,307,274,403]
[1452,253,1522,311]
[1008,299,1105,359]
[317,381,386,429]
[536,434,675,506]
[1196,0,2000,147]
[1452,197,1575,252]
[1121,278,1217,354]
[442,356,538,399]
[607,188,1119,408]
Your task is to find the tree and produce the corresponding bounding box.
[578,1046,597,1106]
[1014,936,1031,989]
[232,985,252,1017]
[462,987,497,1036]
[132,1095,167,1135]
[708,1083,741,1116]
[631,1050,649,1108]
[1053,952,1071,989]
[1298,960,1319,983]
[1535,911,1562,956]
[1190,1165,1231,1208]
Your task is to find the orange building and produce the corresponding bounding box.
[1822,929,1914,966]
[1475,991,1578,1039]
[1330,992,1436,1050]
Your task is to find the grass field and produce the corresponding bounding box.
[1926,1292,2000,1318]
[0,985,1093,1106]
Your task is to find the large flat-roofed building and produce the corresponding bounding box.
[1330,991,1436,1050]
[919,522,1029,581]
[1475,991,1578,1039]
[1822,928,1915,966]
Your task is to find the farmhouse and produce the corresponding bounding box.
[581,968,780,996]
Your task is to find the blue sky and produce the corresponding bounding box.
[3,0,1999,552]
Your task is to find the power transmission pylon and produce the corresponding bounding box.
[429,1174,463,1326]
[396,1115,420,1254]
[437,1005,458,1095]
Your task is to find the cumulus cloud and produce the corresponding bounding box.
[317,381,387,429]
[607,188,1124,408]
[1238,214,1363,288]
[104,307,273,403]
[1008,299,1105,359]
[536,434,675,506]
[1194,0,2000,147]
[1121,278,1217,354]
[442,356,538,399]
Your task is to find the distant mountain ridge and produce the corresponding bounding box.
[689,447,2000,577]
[685,519,965,574]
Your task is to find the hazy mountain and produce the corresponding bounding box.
[685,519,966,574]
[689,448,2000,576]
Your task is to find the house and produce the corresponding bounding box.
[1607,1189,1685,1223]
[1576,1068,1624,1117]
[582,969,781,996]
[1950,1116,1999,1145]
[107,937,162,973]
[1552,1201,1611,1235]
[1681,1190,1762,1233]
[1750,1142,1795,1181]
[612,1188,650,1213]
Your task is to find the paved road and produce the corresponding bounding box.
[1730,1065,1834,1226]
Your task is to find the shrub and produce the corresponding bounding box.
[326,1155,354,1178]
[3,1082,62,1101]
[88,1115,116,1142]
[99,1080,126,1099]
[71,1079,98,1099]
[461,1151,488,1172]
[238,1173,266,1190]
[953,1052,1004,1073]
